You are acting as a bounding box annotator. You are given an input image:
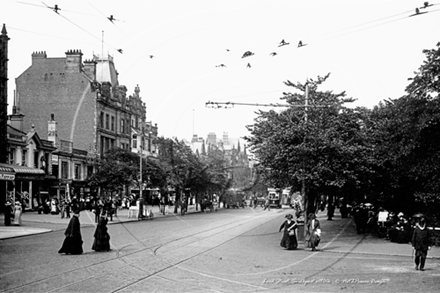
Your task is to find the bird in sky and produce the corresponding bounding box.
[53,4,61,14]
[298,40,307,48]
[226,49,230,52]
[42,2,61,14]
[278,39,290,47]
[117,49,123,54]
[108,15,116,23]
[420,2,433,9]
[149,55,154,59]
[269,52,277,56]
[216,64,226,68]
[242,51,255,58]
[246,63,251,68]
[410,7,428,17]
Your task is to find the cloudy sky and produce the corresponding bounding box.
[2,0,440,142]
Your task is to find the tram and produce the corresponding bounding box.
[267,188,282,208]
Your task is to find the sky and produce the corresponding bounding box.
[2,0,440,143]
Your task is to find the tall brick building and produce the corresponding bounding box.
[15,50,148,157]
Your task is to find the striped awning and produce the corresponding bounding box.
[0,165,14,173]
[0,164,15,181]
[10,165,45,175]
[0,163,45,176]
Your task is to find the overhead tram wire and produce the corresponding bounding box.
[37,2,122,54]
[16,0,99,17]
[299,3,440,48]
[7,25,102,46]
[88,1,129,38]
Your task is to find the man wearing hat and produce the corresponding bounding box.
[411,216,432,271]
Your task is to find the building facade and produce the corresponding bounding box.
[3,110,56,210]
[14,49,159,202]
[15,50,154,158]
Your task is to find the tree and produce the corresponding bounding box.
[246,74,374,214]
[88,148,139,196]
[88,148,166,198]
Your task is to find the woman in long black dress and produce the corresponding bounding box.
[58,209,83,255]
[4,200,13,226]
[92,211,111,252]
[279,214,298,250]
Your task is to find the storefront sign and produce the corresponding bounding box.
[0,173,15,181]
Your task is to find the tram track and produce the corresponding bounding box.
[3,211,279,293]
[111,211,280,293]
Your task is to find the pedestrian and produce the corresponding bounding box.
[58,209,83,255]
[93,199,101,223]
[263,196,270,211]
[4,200,14,226]
[50,198,58,215]
[305,213,321,251]
[65,200,71,218]
[92,211,111,252]
[60,200,65,219]
[12,201,23,226]
[411,216,432,271]
[327,202,335,220]
[279,214,298,250]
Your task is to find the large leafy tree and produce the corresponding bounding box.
[88,148,139,195]
[246,74,375,214]
[88,148,166,197]
[368,42,440,218]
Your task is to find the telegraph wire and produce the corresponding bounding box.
[38,2,123,54]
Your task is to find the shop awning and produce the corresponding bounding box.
[0,163,45,180]
[0,164,15,181]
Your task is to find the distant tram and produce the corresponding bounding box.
[267,188,282,208]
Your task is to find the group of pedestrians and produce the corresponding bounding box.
[3,199,23,226]
[278,213,321,252]
[58,209,111,255]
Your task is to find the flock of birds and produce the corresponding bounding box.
[16,1,440,70]
[215,39,306,69]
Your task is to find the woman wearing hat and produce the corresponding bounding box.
[279,214,298,250]
[306,213,321,251]
[58,209,83,255]
[4,200,14,226]
[12,201,23,226]
[92,211,111,252]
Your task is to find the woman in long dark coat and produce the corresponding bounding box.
[92,212,111,252]
[58,210,83,255]
[306,213,321,251]
[279,214,298,250]
[4,200,13,226]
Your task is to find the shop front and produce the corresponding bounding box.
[0,163,45,210]
[0,164,15,212]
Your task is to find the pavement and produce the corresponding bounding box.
[1,206,440,260]
[0,204,199,239]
